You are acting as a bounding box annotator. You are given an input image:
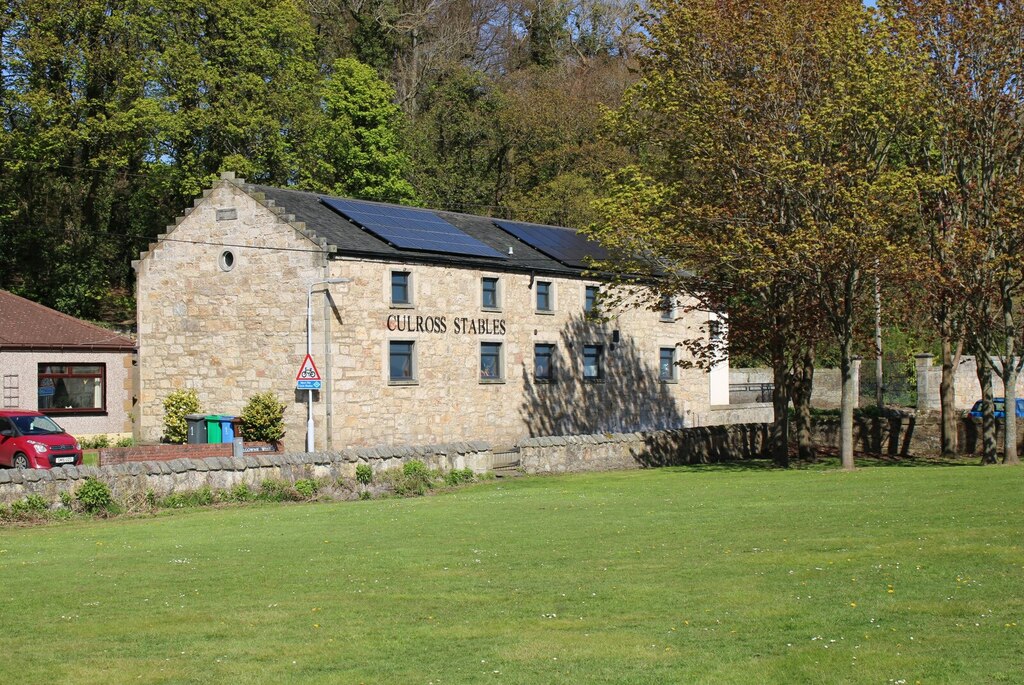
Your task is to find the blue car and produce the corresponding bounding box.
[967,398,1024,418]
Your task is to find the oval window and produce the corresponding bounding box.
[219,250,235,271]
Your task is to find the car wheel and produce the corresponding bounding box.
[12,452,30,469]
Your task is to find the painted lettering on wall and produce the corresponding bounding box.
[386,314,506,335]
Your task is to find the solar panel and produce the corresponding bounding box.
[320,197,507,260]
[492,219,608,269]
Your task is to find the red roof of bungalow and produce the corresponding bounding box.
[0,290,135,352]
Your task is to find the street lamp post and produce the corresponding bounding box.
[306,277,351,452]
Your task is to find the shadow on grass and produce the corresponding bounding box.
[658,449,985,474]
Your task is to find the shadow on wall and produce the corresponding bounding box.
[520,313,686,437]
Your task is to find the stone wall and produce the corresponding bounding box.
[729,365,858,409]
[0,426,770,506]
[915,354,1024,411]
[808,413,1024,456]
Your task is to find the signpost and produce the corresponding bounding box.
[295,354,322,391]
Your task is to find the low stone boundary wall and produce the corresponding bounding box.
[810,413,1024,456]
[0,425,772,507]
[98,442,278,465]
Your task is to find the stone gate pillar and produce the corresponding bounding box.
[915,353,937,411]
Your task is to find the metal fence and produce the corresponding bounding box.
[729,382,774,404]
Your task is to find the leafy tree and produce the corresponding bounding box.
[592,0,927,469]
[297,58,415,203]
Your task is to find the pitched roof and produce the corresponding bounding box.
[0,290,135,352]
[247,184,595,277]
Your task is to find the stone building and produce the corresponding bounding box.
[0,289,135,440]
[133,173,730,449]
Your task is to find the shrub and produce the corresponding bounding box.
[358,490,372,500]
[162,486,215,508]
[76,478,113,514]
[115,436,135,448]
[259,479,300,502]
[59,491,74,509]
[386,460,436,497]
[294,479,320,500]
[163,389,200,444]
[145,489,157,508]
[229,482,254,502]
[80,434,110,449]
[444,468,475,487]
[355,463,373,485]
[240,391,286,443]
[403,459,429,478]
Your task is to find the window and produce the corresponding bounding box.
[537,281,553,312]
[219,250,235,271]
[37,364,106,413]
[660,295,675,321]
[480,342,504,381]
[534,344,555,381]
[389,341,416,382]
[583,345,603,380]
[391,271,411,305]
[482,277,500,310]
[584,285,599,315]
[660,347,677,381]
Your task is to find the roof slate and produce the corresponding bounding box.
[0,290,135,351]
[247,184,594,276]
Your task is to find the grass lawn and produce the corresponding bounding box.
[1,461,1022,684]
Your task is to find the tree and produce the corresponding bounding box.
[898,0,1024,464]
[298,58,416,203]
[592,0,927,469]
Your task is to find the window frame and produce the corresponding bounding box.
[37,363,107,415]
[582,344,604,381]
[481,276,501,311]
[536,280,554,313]
[534,343,556,382]
[659,295,676,322]
[659,347,677,382]
[390,270,413,307]
[480,341,505,383]
[584,285,600,316]
[388,340,417,384]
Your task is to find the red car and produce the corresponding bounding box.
[0,410,83,469]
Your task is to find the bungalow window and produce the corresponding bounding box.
[659,348,677,382]
[480,342,504,382]
[482,277,500,310]
[584,285,600,315]
[535,344,555,382]
[37,364,106,413]
[537,281,553,312]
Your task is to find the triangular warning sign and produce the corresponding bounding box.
[296,354,322,381]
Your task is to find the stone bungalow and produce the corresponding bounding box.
[133,173,730,450]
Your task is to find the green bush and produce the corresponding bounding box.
[80,434,110,449]
[115,436,134,448]
[358,490,372,500]
[59,491,74,508]
[444,468,475,487]
[240,391,286,443]
[162,486,215,509]
[229,482,254,502]
[355,463,373,485]
[385,460,436,497]
[403,459,429,478]
[163,389,200,444]
[294,479,320,499]
[145,489,157,508]
[76,478,113,514]
[259,479,300,502]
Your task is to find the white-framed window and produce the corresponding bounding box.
[482,276,500,310]
[388,341,416,383]
[536,281,553,313]
[583,345,603,381]
[480,342,504,382]
[659,347,677,382]
[391,271,412,306]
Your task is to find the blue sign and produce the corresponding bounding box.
[38,386,55,397]
[296,380,321,390]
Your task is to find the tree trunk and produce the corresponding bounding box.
[791,346,816,462]
[1001,361,1020,465]
[939,338,958,456]
[770,348,791,468]
[976,355,998,464]
[839,332,856,470]
[874,270,884,408]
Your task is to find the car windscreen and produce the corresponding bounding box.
[10,415,64,435]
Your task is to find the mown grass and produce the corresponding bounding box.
[1,461,1021,684]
